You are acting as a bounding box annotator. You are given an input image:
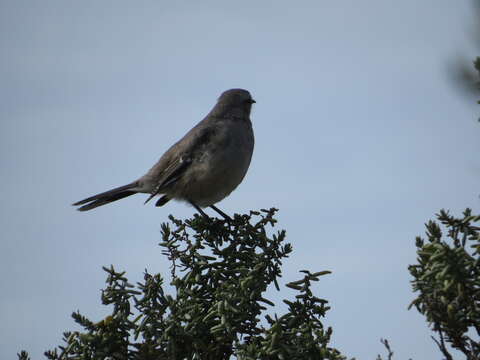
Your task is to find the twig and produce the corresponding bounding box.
[380,338,394,360]
[431,334,453,360]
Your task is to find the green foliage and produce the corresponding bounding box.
[408,209,480,360]
[21,209,344,360]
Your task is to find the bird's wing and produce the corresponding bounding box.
[143,120,219,204]
[143,155,192,204]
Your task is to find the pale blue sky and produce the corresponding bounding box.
[1,1,479,359]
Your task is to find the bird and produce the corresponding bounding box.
[72,88,255,219]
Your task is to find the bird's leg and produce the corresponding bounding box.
[189,201,210,220]
[209,205,232,221]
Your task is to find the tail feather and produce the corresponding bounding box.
[73,182,138,211]
[77,191,136,211]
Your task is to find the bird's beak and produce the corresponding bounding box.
[250,99,256,104]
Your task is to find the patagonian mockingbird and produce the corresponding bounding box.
[73,88,255,219]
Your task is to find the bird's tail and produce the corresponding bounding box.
[73,182,139,211]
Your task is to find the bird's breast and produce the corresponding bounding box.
[173,119,254,206]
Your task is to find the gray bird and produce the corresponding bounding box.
[73,88,255,219]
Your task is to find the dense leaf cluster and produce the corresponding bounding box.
[409,209,480,360]
[20,209,344,360]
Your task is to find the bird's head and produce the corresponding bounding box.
[212,88,256,119]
